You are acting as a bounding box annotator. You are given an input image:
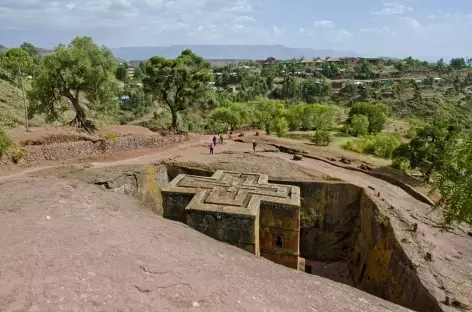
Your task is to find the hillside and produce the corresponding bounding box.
[112,44,359,61]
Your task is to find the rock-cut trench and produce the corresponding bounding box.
[119,164,443,312]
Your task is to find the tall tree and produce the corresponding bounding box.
[2,48,34,130]
[2,48,33,78]
[393,122,460,179]
[434,136,472,226]
[143,49,212,130]
[28,36,118,132]
[20,42,39,58]
[115,63,128,83]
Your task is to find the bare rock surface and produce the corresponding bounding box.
[0,176,410,312]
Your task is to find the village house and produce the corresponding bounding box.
[256,57,279,65]
[126,68,135,78]
[339,57,359,67]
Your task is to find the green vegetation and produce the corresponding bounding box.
[0,129,12,156]
[346,102,389,135]
[343,133,402,159]
[311,130,331,146]
[142,49,212,130]
[28,37,118,132]
[393,122,460,179]
[1,37,472,225]
[434,138,472,225]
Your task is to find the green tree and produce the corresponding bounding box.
[261,66,277,89]
[143,49,212,130]
[355,61,375,79]
[120,83,153,116]
[435,58,447,73]
[2,48,33,78]
[274,117,289,137]
[212,101,253,131]
[240,72,268,100]
[287,103,335,131]
[20,42,39,58]
[449,57,466,69]
[300,78,331,103]
[115,63,128,83]
[346,114,369,136]
[28,36,118,132]
[311,130,331,146]
[392,122,460,179]
[255,98,287,134]
[280,75,299,98]
[321,62,340,78]
[347,102,388,134]
[133,66,144,81]
[434,137,472,225]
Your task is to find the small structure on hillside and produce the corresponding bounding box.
[162,170,303,270]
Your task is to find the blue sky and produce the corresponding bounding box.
[0,0,471,59]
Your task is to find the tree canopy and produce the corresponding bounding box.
[143,49,212,130]
[2,48,33,79]
[434,137,472,226]
[28,36,118,132]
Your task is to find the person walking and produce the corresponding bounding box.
[219,134,224,144]
[212,135,217,146]
[252,140,257,153]
[210,142,215,155]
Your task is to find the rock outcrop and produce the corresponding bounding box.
[0,176,410,312]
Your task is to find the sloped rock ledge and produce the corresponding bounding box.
[270,144,434,206]
[21,134,188,162]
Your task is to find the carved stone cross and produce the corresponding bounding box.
[162,170,302,269]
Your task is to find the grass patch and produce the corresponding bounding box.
[342,133,402,159]
[0,129,13,156]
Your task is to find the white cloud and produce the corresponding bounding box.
[360,26,390,34]
[220,4,252,13]
[301,20,352,43]
[0,0,273,47]
[372,1,413,16]
[313,20,335,29]
[272,25,286,36]
[233,15,255,23]
[399,17,421,30]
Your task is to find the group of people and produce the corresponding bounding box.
[209,134,258,154]
[209,134,223,155]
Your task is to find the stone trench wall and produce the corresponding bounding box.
[22,134,188,162]
[54,163,442,312]
[350,191,442,312]
[270,179,361,262]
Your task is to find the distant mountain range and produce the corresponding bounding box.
[112,45,360,62]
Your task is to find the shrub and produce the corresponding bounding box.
[392,157,410,171]
[347,102,389,134]
[343,133,401,159]
[311,130,331,146]
[274,117,289,137]
[102,132,118,141]
[0,129,13,156]
[9,145,25,163]
[346,114,369,136]
[404,127,417,139]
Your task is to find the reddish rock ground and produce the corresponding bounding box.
[0,176,409,312]
[1,129,471,311]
